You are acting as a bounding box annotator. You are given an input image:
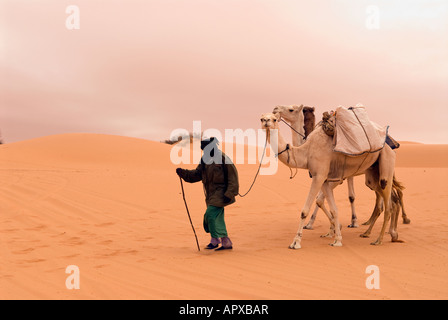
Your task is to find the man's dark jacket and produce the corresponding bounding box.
[178,152,239,208]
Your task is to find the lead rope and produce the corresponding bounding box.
[276,143,299,179]
[280,118,306,140]
[237,134,268,197]
[287,148,299,179]
[278,118,301,179]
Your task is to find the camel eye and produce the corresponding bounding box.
[274,119,277,122]
[289,109,294,112]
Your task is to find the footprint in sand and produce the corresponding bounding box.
[0,228,19,233]
[25,258,46,263]
[94,222,116,227]
[12,248,35,255]
[61,237,85,246]
[61,253,80,259]
[98,240,114,245]
[25,224,48,231]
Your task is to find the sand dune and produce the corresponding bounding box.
[0,134,447,299]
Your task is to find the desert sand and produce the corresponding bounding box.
[0,133,447,300]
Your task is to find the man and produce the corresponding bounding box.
[176,137,239,251]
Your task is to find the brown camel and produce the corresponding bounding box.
[302,106,315,139]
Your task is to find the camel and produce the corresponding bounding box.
[273,105,306,147]
[273,105,410,229]
[360,162,407,239]
[302,106,316,139]
[260,112,401,248]
[273,105,358,229]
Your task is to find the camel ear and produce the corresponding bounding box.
[274,112,281,120]
[311,107,315,111]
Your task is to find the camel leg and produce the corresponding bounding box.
[303,194,322,230]
[396,187,411,224]
[392,176,410,224]
[361,192,383,230]
[346,177,358,228]
[321,182,342,246]
[371,146,396,245]
[304,191,329,230]
[304,205,319,230]
[389,199,402,242]
[371,191,391,245]
[362,166,382,226]
[319,203,337,238]
[362,199,383,226]
[289,175,326,249]
[305,192,336,235]
[360,191,383,237]
[318,183,340,238]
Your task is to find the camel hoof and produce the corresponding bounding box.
[320,233,333,238]
[360,233,370,238]
[303,225,313,230]
[392,238,405,243]
[289,242,301,250]
[330,241,342,247]
[370,240,382,246]
[347,223,359,228]
[403,218,411,225]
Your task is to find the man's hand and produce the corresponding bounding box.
[176,168,183,176]
[223,196,232,203]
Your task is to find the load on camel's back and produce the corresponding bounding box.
[322,104,400,156]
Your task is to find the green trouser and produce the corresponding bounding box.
[203,205,228,238]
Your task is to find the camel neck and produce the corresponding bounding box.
[290,121,305,147]
[269,129,308,169]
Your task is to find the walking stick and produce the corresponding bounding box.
[179,176,200,251]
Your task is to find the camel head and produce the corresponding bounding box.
[303,106,315,116]
[272,105,304,123]
[260,112,280,131]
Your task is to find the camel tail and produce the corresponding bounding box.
[392,175,405,205]
[392,175,405,191]
[391,187,400,203]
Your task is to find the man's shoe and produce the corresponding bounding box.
[205,243,219,250]
[215,246,233,251]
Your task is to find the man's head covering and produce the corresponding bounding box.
[200,137,221,165]
[200,137,219,150]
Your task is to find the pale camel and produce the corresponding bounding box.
[273,105,410,229]
[272,105,358,229]
[260,112,400,248]
[273,105,306,146]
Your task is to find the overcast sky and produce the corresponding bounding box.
[1,0,447,144]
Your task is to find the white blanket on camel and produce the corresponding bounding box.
[333,105,388,156]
